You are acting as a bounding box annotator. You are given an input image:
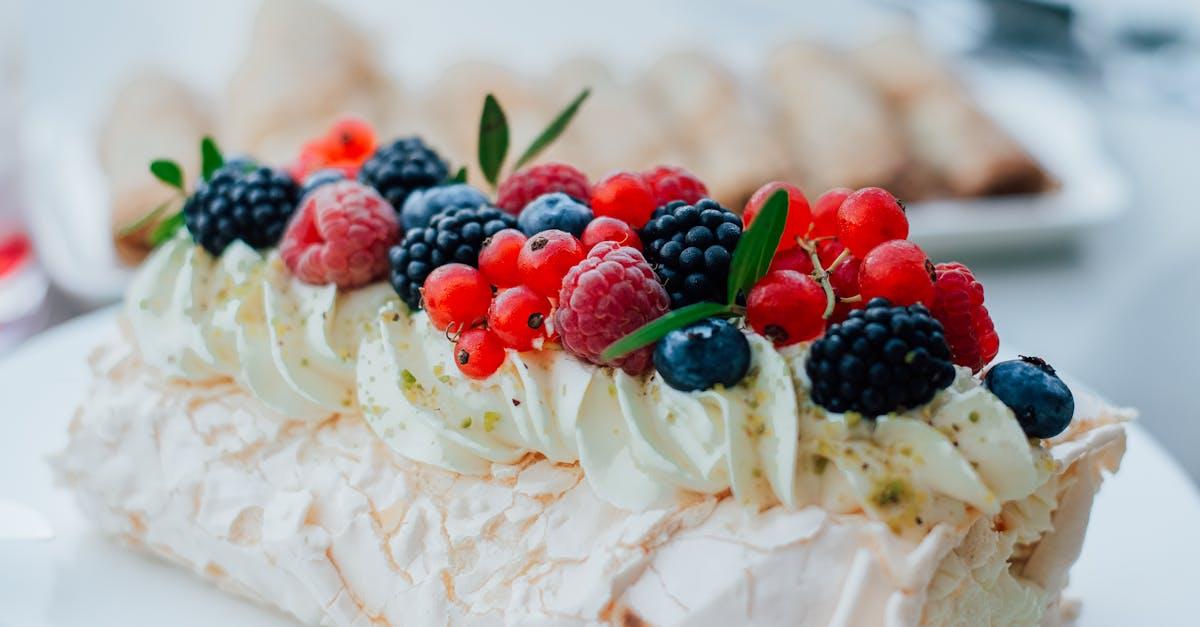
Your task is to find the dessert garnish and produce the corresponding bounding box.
[985,355,1075,438]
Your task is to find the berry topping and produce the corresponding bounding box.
[183,161,300,256]
[591,171,657,228]
[827,252,862,322]
[805,298,956,416]
[517,192,594,238]
[555,242,669,375]
[454,328,507,379]
[290,117,378,181]
[400,183,489,231]
[421,263,492,331]
[653,318,751,392]
[299,168,348,201]
[496,162,590,215]
[488,286,552,351]
[358,137,448,210]
[744,182,812,251]
[984,356,1074,438]
[836,187,908,257]
[640,199,742,309]
[858,240,936,306]
[811,187,852,238]
[581,216,642,252]
[931,262,999,372]
[642,165,709,207]
[477,228,527,288]
[769,246,815,275]
[280,181,399,288]
[746,270,827,346]
[517,230,586,298]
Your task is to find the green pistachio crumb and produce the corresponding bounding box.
[460,417,473,429]
[968,411,980,423]
[872,478,910,507]
[483,411,501,433]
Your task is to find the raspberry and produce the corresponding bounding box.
[836,187,908,257]
[555,242,670,375]
[478,228,527,288]
[517,193,594,237]
[184,161,299,256]
[931,262,999,372]
[858,240,935,307]
[591,171,657,228]
[421,263,492,331]
[488,286,552,351]
[454,328,507,379]
[517,230,585,298]
[581,216,642,252]
[358,137,448,210]
[642,165,709,208]
[280,181,398,288]
[811,187,852,238]
[640,199,741,309]
[743,182,812,251]
[769,247,814,274]
[746,270,827,346]
[496,163,590,215]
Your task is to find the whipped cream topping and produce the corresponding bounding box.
[127,238,1055,529]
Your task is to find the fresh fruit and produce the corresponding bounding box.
[805,298,956,415]
[858,240,936,306]
[358,137,448,210]
[454,328,507,379]
[591,171,657,228]
[517,230,585,298]
[640,199,742,309]
[280,181,399,288]
[642,165,708,207]
[653,318,751,392]
[827,253,862,322]
[984,356,1074,438]
[183,161,300,256]
[299,168,347,200]
[581,216,642,252]
[931,262,999,372]
[496,162,590,215]
[400,184,489,230]
[488,286,552,351]
[290,117,378,181]
[811,187,852,238]
[421,263,493,331]
[743,182,812,251]
[816,238,847,267]
[769,246,814,275]
[517,192,594,237]
[477,228,527,288]
[746,270,827,345]
[388,206,516,310]
[836,187,908,257]
[555,242,669,375]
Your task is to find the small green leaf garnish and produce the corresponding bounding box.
[117,197,177,238]
[446,166,468,184]
[149,159,185,191]
[601,301,730,361]
[200,136,224,181]
[477,94,509,187]
[149,211,186,246]
[726,188,788,304]
[513,88,590,170]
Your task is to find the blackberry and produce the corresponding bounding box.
[388,205,516,311]
[640,199,742,309]
[183,162,299,256]
[805,298,956,416]
[358,137,449,210]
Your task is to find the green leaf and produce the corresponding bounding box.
[149,159,185,191]
[726,188,788,304]
[513,88,590,170]
[477,94,509,187]
[600,301,731,361]
[117,197,177,238]
[148,211,186,247]
[200,136,224,181]
[446,166,468,184]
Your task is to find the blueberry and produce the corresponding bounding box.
[653,318,751,392]
[517,192,594,237]
[984,356,1074,438]
[400,183,489,230]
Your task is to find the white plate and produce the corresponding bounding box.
[1,308,1196,626]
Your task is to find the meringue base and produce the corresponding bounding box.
[52,340,1127,626]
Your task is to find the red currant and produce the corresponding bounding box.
[591,171,657,228]
[836,187,908,257]
[581,216,642,252]
[743,182,812,250]
[828,253,861,322]
[858,240,935,306]
[454,328,507,379]
[478,228,527,288]
[769,246,814,274]
[516,229,586,298]
[746,270,827,346]
[810,187,852,238]
[488,286,552,351]
[816,238,846,267]
[421,263,493,331]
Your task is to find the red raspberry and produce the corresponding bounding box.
[555,242,670,375]
[422,263,492,331]
[811,187,852,239]
[931,262,999,372]
[642,165,709,207]
[281,181,398,288]
[290,117,377,181]
[836,187,908,257]
[488,286,552,351]
[496,163,590,215]
[827,253,861,322]
[454,328,507,379]
[743,182,812,251]
[746,270,827,346]
[591,171,657,228]
[769,246,814,274]
[517,230,585,298]
[478,228,527,288]
[581,216,642,252]
[858,240,935,306]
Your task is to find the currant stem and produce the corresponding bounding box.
[800,240,838,319]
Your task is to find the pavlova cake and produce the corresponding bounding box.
[54,94,1130,626]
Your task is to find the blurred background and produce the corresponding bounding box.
[0,0,1196,478]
